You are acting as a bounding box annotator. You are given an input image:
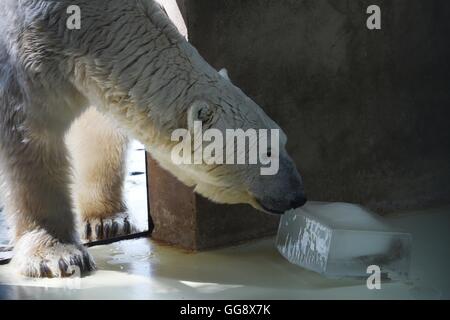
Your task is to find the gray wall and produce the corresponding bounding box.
[180,0,450,213]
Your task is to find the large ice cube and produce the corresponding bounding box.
[276,202,412,279]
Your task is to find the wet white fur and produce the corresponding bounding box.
[0,0,286,277]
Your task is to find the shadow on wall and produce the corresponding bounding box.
[179,0,450,213]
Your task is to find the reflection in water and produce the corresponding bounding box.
[0,206,449,299]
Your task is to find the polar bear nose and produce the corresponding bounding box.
[256,191,307,215]
[290,194,307,209]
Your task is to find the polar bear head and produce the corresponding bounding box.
[147,68,307,214]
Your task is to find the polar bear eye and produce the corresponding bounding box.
[197,107,213,122]
[188,100,216,131]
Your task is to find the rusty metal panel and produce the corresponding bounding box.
[147,154,279,250]
[147,155,197,250]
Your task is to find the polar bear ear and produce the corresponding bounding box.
[218,68,230,81]
[188,100,216,131]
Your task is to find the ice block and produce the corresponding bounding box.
[276,202,412,279]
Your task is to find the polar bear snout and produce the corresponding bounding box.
[290,193,308,209]
[251,154,307,214]
[256,190,307,215]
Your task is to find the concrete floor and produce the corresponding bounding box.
[0,206,449,300]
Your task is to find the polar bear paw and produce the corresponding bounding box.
[82,214,137,242]
[12,230,95,278]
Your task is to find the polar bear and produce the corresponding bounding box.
[0,0,306,277]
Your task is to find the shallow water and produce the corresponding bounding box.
[0,206,449,299]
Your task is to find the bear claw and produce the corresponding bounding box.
[11,230,96,278]
[82,214,137,242]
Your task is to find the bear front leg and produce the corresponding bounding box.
[67,108,137,242]
[1,129,95,278]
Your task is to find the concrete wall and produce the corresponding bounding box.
[180,0,450,213]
